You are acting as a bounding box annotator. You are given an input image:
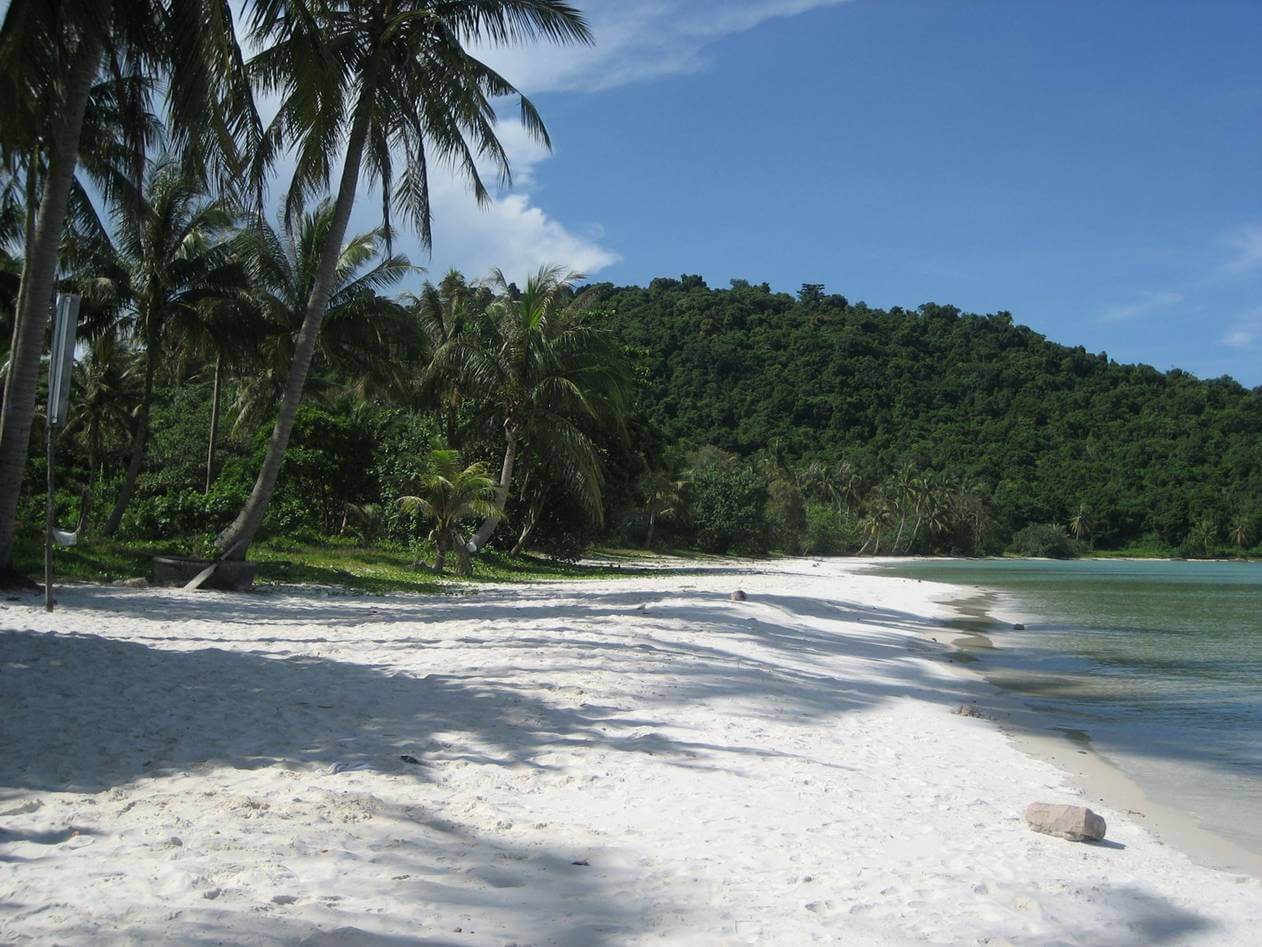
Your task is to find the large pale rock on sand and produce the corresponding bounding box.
[1024,803,1107,841]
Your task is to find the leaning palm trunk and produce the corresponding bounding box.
[104,343,157,536]
[469,423,519,552]
[0,36,104,576]
[215,105,372,561]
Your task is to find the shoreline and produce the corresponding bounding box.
[903,575,1262,880]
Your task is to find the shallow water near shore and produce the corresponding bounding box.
[874,557,1262,866]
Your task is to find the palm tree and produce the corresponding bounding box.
[61,329,141,531]
[464,265,632,552]
[1228,515,1251,552]
[406,270,491,446]
[888,462,918,554]
[833,460,864,512]
[227,200,413,435]
[858,491,894,556]
[165,295,267,492]
[214,0,591,562]
[1187,516,1217,559]
[75,156,243,535]
[398,448,497,575]
[641,469,683,550]
[1068,502,1093,544]
[0,0,255,577]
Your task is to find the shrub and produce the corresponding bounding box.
[686,461,768,554]
[1009,523,1079,559]
[802,502,861,555]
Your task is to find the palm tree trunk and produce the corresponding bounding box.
[215,100,373,561]
[0,35,104,578]
[205,351,223,492]
[104,340,157,536]
[445,403,458,448]
[509,494,542,556]
[469,423,519,552]
[905,512,924,555]
[645,511,656,550]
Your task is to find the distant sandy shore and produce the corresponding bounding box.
[2,559,1259,945]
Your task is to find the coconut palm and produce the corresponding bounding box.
[1187,516,1217,559]
[888,462,918,553]
[164,294,268,492]
[397,448,497,575]
[1068,502,1093,544]
[858,491,895,556]
[0,0,255,577]
[227,200,413,435]
[1228,515,1251,552]
[406,270,492,446]
[63,330,140,483]
[463,265,633,552]
[74,156,243,535]
[641,469,683,550]
[215,0,591,561]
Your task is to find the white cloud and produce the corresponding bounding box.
[343,119,620,284]
[1222,225,1262,275]
[477,0,855,93]
[1098,290,1184,323]
[1220,309,1262,349]
[1221,328,1256,348]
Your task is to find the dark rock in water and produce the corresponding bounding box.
[1024,803,1106,841]
[1013,623,1026,630]
[399,755,420,765]
[731,590,747,602]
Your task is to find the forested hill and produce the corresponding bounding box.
[593,276,1262,548]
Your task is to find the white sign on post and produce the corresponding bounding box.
[48,293,80,426]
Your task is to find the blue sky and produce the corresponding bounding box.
[405,0,1262,386]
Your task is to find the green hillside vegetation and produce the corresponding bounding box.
[15,268,1261,577]
[591,276,1262,558]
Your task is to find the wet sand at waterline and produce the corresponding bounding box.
[2,559,1259,944]
[875,557,1262,881]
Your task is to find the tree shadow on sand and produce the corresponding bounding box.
[0,583,1229,944]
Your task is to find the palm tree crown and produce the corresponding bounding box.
[398,447,497,574]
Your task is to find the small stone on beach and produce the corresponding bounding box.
[1013,623,1026,630]
[731,590,747,601]
[1024,803,1106,842]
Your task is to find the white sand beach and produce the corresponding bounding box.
[2,559,1259,945]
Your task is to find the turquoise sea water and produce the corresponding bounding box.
[874,558,1262,859]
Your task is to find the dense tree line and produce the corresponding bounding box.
[8,258,1261,564]
[589,276,1262,557]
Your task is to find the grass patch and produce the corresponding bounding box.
[13,533,690,595]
